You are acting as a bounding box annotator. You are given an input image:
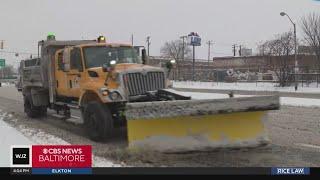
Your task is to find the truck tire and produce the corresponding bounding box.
[24,94,47,118]
[83,102,114,141]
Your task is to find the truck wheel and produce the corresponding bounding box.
[83,102,114,141]
[24,95,47,118]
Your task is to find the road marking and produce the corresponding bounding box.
[295,143,320,149]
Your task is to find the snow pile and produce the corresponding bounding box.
[0,110,33,167]
[169,90,320,108]
[280,97,320,107]
[0,82,15,87]
[171,90,250,99]
[173,81,320,93]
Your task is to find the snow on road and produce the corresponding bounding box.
[169,89,320,108]
[280,97,320,107]
[0,82,14,87]
[0,109,121,167]
[172,90,250,99]
[173,81,320,94]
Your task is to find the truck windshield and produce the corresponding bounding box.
[83,46,140,68]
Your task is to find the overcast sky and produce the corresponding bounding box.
[0,0,319,67]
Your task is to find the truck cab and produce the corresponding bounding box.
[54,39,169,106]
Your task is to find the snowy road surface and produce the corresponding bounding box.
[0,86,121,167]
[0,86,320,167]
[0,111,121,167]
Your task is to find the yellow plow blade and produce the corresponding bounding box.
[125,96,279,152]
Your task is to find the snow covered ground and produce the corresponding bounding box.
[280,97,320,107]
[169,89,320,108]
[173,81,320,94]
[0,82,15,87]
[0,109,121,167]
[0,111,33,167]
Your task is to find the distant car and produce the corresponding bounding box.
[15,77,22,91]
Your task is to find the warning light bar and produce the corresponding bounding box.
[97,36,106,43]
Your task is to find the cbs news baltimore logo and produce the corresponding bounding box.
[10,145,92,175]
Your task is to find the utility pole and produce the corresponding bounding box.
[206,40,213,80]
[239,45,242,57]
[232,44,237,57]
[0,40,4,80]
[146,36,151,56]
[206,40,213,67]
[131,34,134,46]
[0,40,3,49]
[192,45,195,81]
[180,36,187,61]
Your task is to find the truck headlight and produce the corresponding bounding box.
[109,91,121,101]
[99,88,109,96]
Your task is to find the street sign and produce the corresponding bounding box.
[187,32,201,46]
[0,59,5,68]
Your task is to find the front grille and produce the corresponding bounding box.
[123,72,165,96]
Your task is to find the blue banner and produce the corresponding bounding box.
[32,168,92,175]
[271,167,310,175]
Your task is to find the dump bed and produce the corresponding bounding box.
[21,39,95,103]
[21,58,43,88]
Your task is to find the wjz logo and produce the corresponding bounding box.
[13,148,29,164]
[11,146,31,167]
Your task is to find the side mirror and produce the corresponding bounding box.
[102,60,117,72]
[166,59,176,70]
[102,63,109,72]
[141,49,147,64]
[170,59,176,65]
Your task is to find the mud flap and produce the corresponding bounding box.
[125,96,279,153]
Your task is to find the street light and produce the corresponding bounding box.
[280,11,298,90]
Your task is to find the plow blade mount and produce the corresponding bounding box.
[125,95,279,153]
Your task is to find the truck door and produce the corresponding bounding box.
[55,50,69,97]
[66,47,84,98]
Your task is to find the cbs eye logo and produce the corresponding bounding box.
[11,146,32,167]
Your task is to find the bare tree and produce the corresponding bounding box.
[258,32,295,87]
[0,65,16,79]
[160,40,191,78]
[301,13,320,70]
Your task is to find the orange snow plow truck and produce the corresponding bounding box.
[20,34,280,152]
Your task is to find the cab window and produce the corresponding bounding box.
[70,48,83,71]
[57,52,64,70]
